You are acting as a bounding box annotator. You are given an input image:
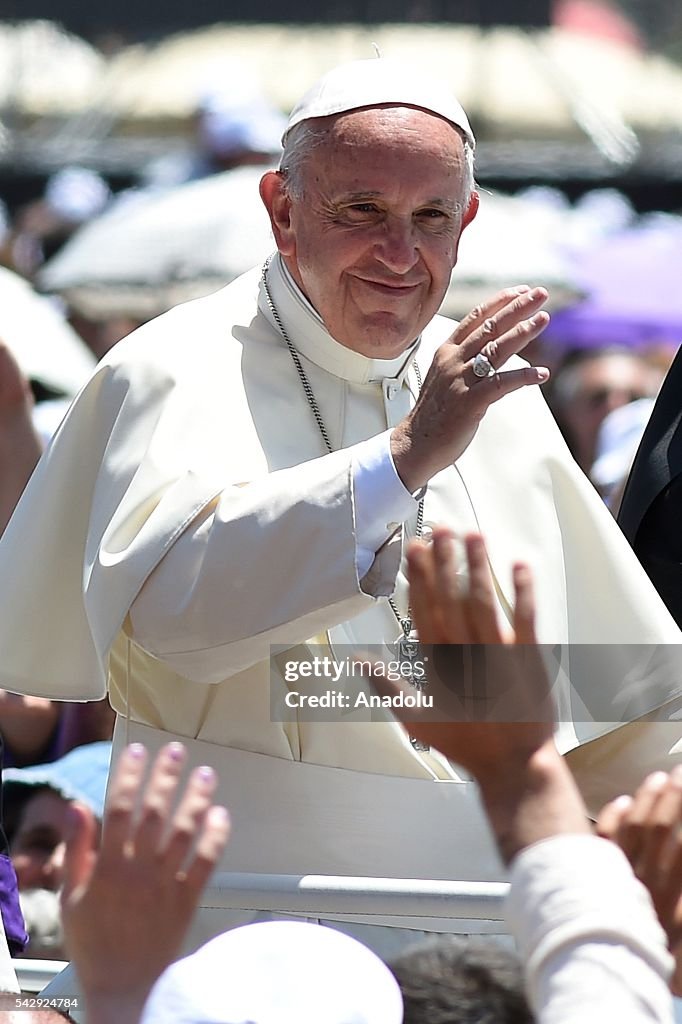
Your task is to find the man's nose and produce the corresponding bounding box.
[15,843,66,892]
[374,218,420,274]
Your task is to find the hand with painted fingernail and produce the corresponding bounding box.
[60,742,230,1024]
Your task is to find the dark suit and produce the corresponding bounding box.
[618,345,682,627]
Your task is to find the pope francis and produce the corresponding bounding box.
[1,58,682,952]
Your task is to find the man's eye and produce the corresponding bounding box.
[418,208,447,219]
[347,204,379,216]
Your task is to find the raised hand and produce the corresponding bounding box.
[61,742,230,1024]
[370,528,590,863]
[391,287,550,491]
[372,527,554,773]
[597,767,682,995]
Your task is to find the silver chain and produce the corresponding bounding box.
[262,257,430,752]
[386,365,423,639]
[261,256,424,641]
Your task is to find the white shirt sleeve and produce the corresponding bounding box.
[129,436,418,683]
[506,834,674,1024]
[352,430,421,579]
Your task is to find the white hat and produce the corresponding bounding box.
[44,166,111,224]
[285,57,475,148]
[140,920,403,1024]
[591,397,655,492]
[198,92,286,158]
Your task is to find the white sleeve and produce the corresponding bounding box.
[506,834,674,1024]
[129,446,406,684]
[352,430,421,579]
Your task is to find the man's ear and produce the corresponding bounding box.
[450,190,480,267]
[259,171,296,257]
[461,189,479,232]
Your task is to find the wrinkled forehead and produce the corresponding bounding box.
[291,105,469,185]
[323,103,467,145]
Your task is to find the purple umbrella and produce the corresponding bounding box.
[547,217,682,348]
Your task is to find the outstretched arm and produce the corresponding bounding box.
[372,528,674,1023]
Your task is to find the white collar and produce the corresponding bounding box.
[259,253,419,386]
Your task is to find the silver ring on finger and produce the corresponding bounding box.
[472,351,495,378]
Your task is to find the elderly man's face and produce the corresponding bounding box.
[261,106,478,358]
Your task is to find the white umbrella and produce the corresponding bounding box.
[0,267,95,395]
[444,188,584,316]
[0,20,104,116]
[445,185,645,321]
[101,23,682,144]
[39,167,276,320]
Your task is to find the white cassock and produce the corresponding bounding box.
[1,253,682,951]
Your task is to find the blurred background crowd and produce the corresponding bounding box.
[1,0,682,969]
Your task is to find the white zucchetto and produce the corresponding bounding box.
[284,57,475,147]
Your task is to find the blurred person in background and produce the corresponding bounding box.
[143,88,286,189]
[0,342,61,768]
[0,343,114,767]
[0,736,25,994]
[547,346,661,473]
[0,342,41,539]
[65,312,144,364]
[590,397,655,512]
[7,168,111,282]
[619,343,682,629]
[3,741,110,959]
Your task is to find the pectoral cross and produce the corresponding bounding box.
[395,616,430,751]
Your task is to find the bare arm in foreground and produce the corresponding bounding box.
[371,527,674,1023]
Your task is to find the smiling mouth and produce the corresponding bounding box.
[354,277,423,295]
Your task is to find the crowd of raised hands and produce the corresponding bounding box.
[0,529,680,1022]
